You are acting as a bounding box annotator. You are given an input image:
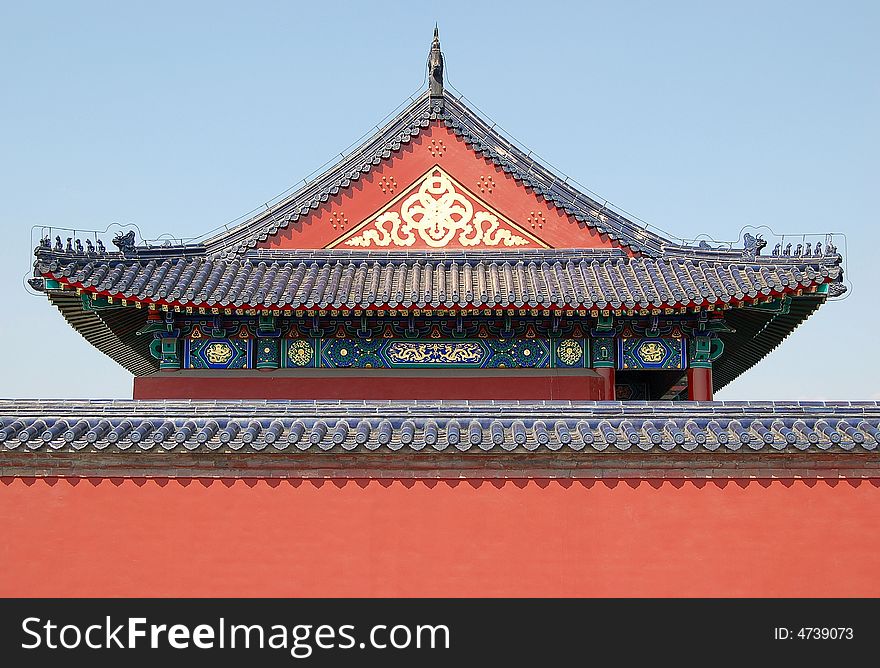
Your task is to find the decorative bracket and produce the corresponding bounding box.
[689,336,724,369]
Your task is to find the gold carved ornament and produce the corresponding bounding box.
[287,339,313,366]
[637,341,666,364]
[345,169,530,249]
[205,342,234,364]
[557,339,583,365]
[386,341,485,364]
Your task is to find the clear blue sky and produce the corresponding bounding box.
[1,1,876,399]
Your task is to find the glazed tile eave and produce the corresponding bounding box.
[1,400,877,454]
[33,251,842,311]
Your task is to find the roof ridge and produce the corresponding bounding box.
[34,244,845,266]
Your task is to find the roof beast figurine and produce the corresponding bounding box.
[428,25,444,98]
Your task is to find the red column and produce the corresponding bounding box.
[596,367,616,400]
[687,367,713,401]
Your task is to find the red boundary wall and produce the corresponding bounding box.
[2,477,879,597]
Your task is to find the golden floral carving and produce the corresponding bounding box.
[378,176,397,194]
[329,211,348,230]
[286,339,313,366]
[345,169,530,249]
[428,138,446,157]
[557,339,582,365]
[527,211,546,229]
[477,175,496,194]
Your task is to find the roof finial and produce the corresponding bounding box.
[428,24,444,99]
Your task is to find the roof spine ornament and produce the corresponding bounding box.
[428,25,444,100]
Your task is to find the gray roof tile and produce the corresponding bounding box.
[36,253,841,311]
[1,400,877,454]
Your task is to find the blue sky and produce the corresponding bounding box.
[1,1,876,399]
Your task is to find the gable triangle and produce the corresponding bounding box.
[327,166,549,250]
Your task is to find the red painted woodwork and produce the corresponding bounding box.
[595,367,615,400]
[2,477,878,597]
[256,123,629,253]
[133,373,604,400]
[687,367,714,401]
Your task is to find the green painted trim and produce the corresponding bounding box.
[744,296,791,315]
[82,294,124,311]
[594,314,614,333]
[136,321,170,335]
[589,336,615,369]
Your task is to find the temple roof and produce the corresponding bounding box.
[31,31,845,269]
[27,31,846,390]
[35,249,840,312]
[1,400,877,454]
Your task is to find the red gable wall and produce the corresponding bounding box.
[257,122,629,252]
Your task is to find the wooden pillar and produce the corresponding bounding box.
[595,367,616,401]
[687,367,713,401]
